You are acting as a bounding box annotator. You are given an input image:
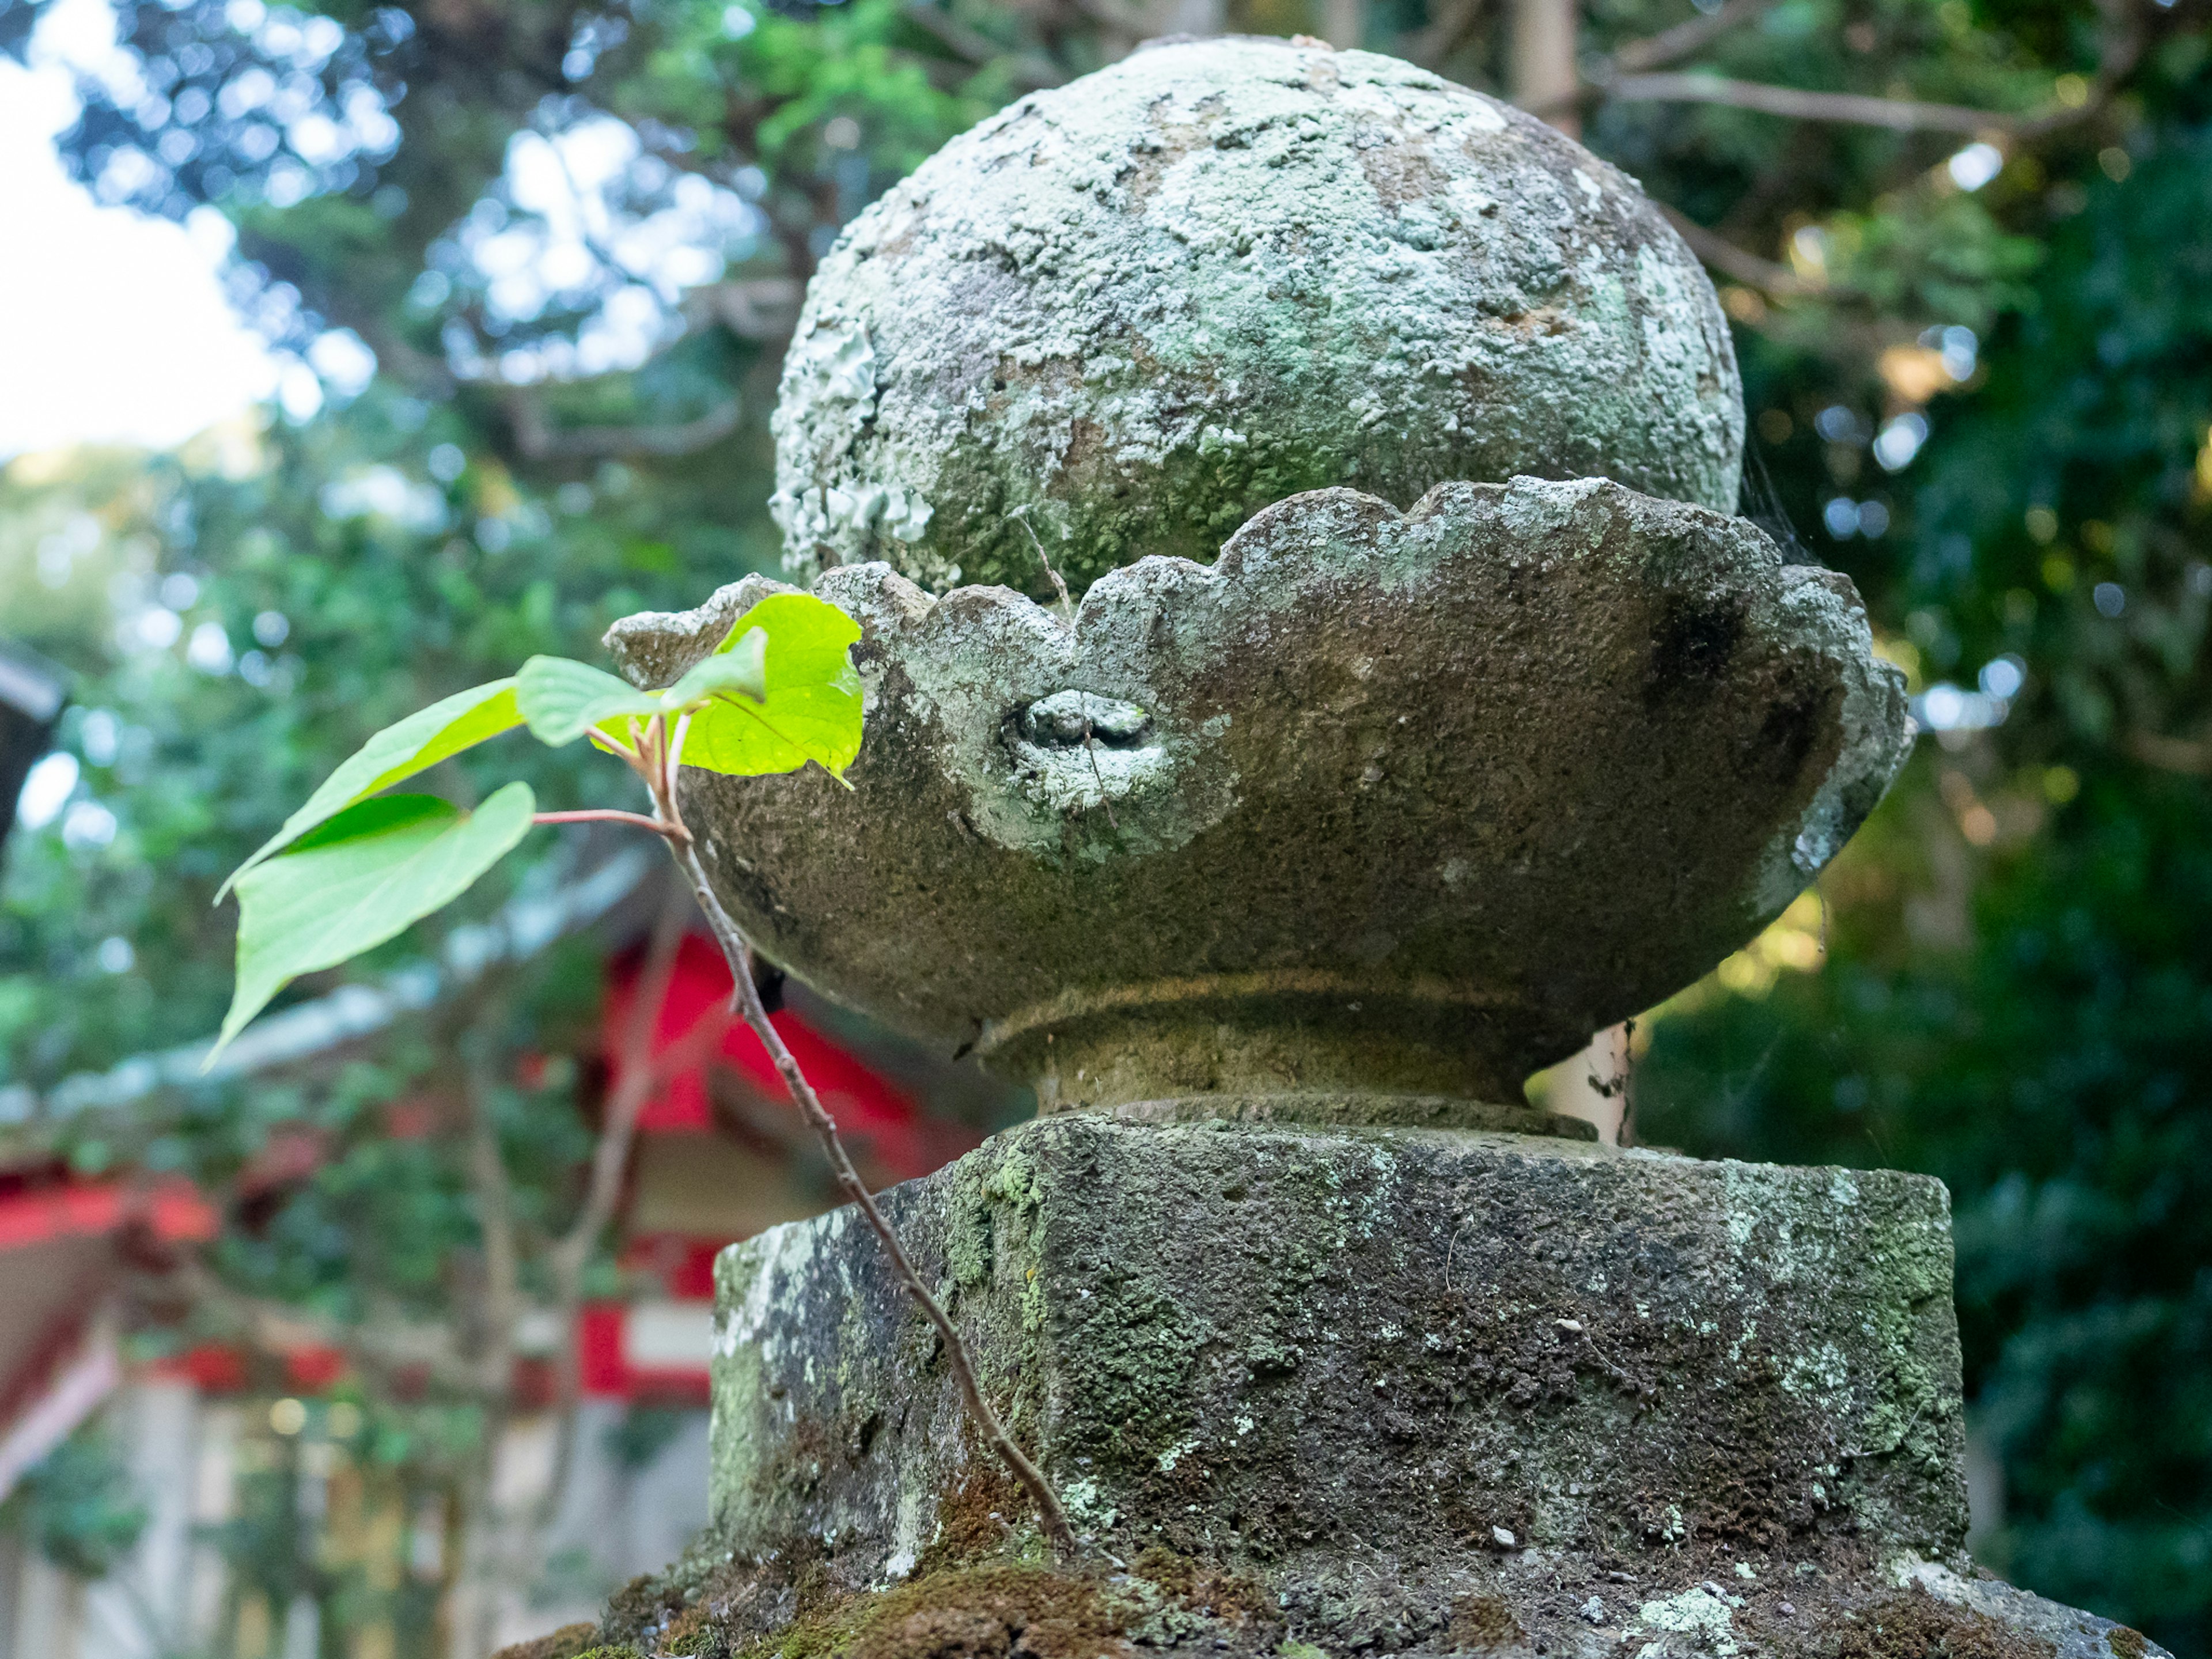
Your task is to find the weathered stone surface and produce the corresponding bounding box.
[608,477,1908,1103]
[627,1119,2164,1658]
[711,1118,1965,1575]
[768,36,1743,596]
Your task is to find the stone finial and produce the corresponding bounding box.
[768,35,1744,596]
[605,35,1913,1114]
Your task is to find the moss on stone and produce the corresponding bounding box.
[1829,1593,2055,1659]
[489,1624,604,1659]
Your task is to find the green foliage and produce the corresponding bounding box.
[1638,60,2212,1656]
[2,1426,149,1581]
[221,783,539,1050]
[677,595,864,782]
[221,678,523,896]
[512,622,766,747]
[216,596,854,1055]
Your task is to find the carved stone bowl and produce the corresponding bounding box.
[606,475,1908,1117]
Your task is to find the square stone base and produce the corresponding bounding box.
[686,1117,2153,1658]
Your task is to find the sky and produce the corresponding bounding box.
[0,29,281,461]
[0,0,764,461]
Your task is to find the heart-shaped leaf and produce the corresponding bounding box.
[668,624,767,709]
[212,783,537,1062]
[680,594,863,780]
[516,656,664,747]
[218,679,521,899]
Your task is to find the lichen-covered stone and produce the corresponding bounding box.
[608,477,1907,1104]
[635,1119,2164,1659]
[768,36,1742,596]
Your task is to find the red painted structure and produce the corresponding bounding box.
[0,931,956,1447]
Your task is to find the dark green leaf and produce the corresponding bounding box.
[218,680,521,899]
[213,784,537,1060]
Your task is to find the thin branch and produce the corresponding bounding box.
[645,736,1078,1558]
[1604,72,2020,134]
[677,847,1078,1557]
[1011,509,1075,622]
[507,392,744,462]
[694,277,806,343]
[1407,0,1486,71]
[552,886,689,1268]
[535,884,692,1524]
[2127,729,2212,777]
[1658,202,1838,298]
[150,1257,480,1398]
[462,1052,522,1400]
[902,2,1065,88]
[1609,0,1773,75]
[533,808,676,836]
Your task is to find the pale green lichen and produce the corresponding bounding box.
[771,36,1742,596]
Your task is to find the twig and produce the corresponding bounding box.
[462,1047,522,1399]
[1657,203,1838,298]
[507,392,744,461]
[1012,509,1075,621]
[902,2,1065,88]
[1604,72,2017,134]
[1407,0,1486,71]
[632,713,1078,1557]
[2126,729,2212,777]
[1011,512,1119,831]
[534,808,677,836]
[1608,0,1773,75]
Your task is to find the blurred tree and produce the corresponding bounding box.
[0,0,2206,1650]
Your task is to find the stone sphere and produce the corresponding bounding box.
[770,35,1744,596]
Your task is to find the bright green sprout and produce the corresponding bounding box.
[209,592,863,1061]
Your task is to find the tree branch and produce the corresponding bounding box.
[535,885,693,1524]
[2126,729,2212,777]
[462,1051,522,1401]
[901,3,1066,88]
[1658,203,1838,298]
[507,392,744,461]
[1604,71,2017,134]
[1407,0,1486,70]
[692,276,805,343]
[149,1257,481,1399]
[1608,0,1773,75]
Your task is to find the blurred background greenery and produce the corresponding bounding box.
[0,0,2207,1652]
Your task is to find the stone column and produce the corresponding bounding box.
[578,35,2164,1659]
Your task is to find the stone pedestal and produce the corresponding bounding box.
[637,1119,2159,1659]
[567,35,2162,1659]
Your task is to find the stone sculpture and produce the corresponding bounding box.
[589,33,2164,1659]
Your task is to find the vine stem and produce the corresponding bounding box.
[632,714,1079,1559]
[533,808,677,837]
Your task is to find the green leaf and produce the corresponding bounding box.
[516,656,664,747]
[679,594,864,780]
[211,783,537,1062]
[218,680,521,899]
[668,625,768,708]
